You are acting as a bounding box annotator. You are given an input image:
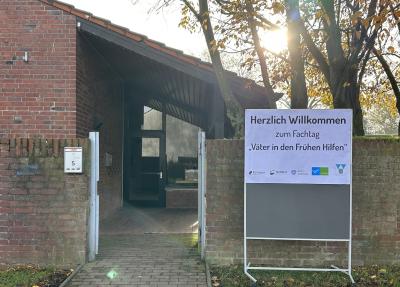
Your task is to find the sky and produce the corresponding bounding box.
[61,0,288,62]
[62,0,207,56]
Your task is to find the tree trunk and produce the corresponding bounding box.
[332,68,365,135]
[373,48,400,135]
[387,4,400,135]
[199,0,233,106]
[244,0,276,108]
[286,0,308,109]
[198,0,242,137]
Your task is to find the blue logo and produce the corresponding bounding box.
[312,167,329,176]
[312,167,320,175]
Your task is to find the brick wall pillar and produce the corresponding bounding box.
[0,138,90,267]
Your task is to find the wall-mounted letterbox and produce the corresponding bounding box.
[64,147,83,173]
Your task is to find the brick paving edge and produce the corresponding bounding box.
[205,261,212,287]
[59,264,84,287]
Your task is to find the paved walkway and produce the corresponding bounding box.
[100,205,199,235]
[67,207,206,287]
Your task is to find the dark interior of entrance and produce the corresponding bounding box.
[76,34,226,208]
[76,30,223,208]
[77,19,271,209]
[123,103,198,207]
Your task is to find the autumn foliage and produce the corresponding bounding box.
[161,0,400,135]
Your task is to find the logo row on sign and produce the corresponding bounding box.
[249,164,346,176]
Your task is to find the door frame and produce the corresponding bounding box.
[88,131,99,261]
[140,131,166,206]
[198,130,206,259]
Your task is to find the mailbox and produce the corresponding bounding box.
[64,147,83,173]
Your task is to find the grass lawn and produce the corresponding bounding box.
[210,265,400,287]
[0,265,72,287]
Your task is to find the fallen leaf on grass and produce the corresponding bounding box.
[379,268,387,274]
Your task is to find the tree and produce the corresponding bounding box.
[150,0,400,135]
[364,104,399,135]
[209,0,396,135]
[155,0,283,137]
[241,0,306,108]
[372,2,400,135]
[212,0,306,108]
[296,0,381,135]
[181,0,244,136]
[373,49,400,135]
[285,0,308,108]
[240,0,277,108]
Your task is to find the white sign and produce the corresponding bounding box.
[245,109,352,184]
[64,147,83,173]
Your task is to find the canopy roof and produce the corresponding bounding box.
[40,0,278,130]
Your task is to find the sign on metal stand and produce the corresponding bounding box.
[244,109,354,284]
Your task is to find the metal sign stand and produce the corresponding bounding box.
[243,183,354,284]
[243,109,354,285]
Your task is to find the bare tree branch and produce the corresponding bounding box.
[389,2,400,33]
[254,14,281,31]
[181,0,200,20]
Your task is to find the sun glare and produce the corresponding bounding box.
[260,28,288,54]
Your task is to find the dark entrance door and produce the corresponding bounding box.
[132,131,166,206]
[123,101,167,207]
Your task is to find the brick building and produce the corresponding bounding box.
[0,0,277,266]
[0,0,276,204]
[1,0,399,270]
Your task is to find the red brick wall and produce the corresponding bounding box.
[76,33,123,220]
[0,0,77,138]
[205,139,400,266]
[0,138,89,267]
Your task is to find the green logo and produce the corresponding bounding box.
[320,167,329,175]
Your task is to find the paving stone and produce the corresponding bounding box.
[67,234,206,287]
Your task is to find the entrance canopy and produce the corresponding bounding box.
[41,0,278,138]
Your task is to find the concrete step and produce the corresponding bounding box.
[185,169,198,182]
[166,187,197,208]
